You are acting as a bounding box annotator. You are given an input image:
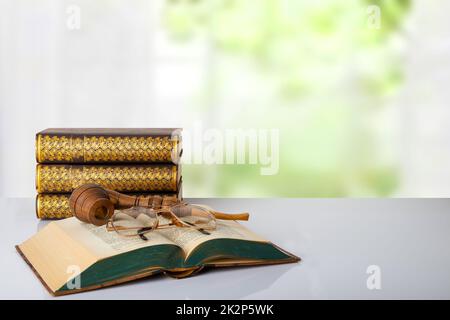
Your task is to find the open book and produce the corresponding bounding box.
[17,217,299,296]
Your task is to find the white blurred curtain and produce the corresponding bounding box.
[396,2,450,196]
[0,0,207,197]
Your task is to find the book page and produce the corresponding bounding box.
[156,220,268,257]
[57,217,175,259]
[56,216,266,260]
[18,222,98,293]
[18,216,176,293]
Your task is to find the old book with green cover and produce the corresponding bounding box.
[17,218,299,296]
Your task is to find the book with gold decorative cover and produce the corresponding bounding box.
[36,128,181,164]
[36,164,181,193]
[36,190,183,219]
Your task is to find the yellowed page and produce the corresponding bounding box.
[156,220,268,258]
[18,222,97,293]
[18,216,175,293]
[59,216,174,258]
[108,210,267,258]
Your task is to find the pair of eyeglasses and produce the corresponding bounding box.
[106,202,249,240]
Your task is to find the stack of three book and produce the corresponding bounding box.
[35,128,182,219]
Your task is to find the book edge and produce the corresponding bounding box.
[35,163,180,194]
[35,190,183,220]
[36,128,182,165]
[37,128,182,136]
[15,245,57,296]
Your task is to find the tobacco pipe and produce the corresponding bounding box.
[69,184,179,226]
[69,184,249,226]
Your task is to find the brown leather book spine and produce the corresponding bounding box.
[36,128,182,164]
[36,164,181,193]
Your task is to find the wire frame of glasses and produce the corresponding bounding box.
[106,204,217,239]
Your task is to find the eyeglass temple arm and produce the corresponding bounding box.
[212,211,249,221]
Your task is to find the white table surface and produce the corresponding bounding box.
[1,197,450,299]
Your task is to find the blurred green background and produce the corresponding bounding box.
[10,0,449,199]
[164,0,412,197]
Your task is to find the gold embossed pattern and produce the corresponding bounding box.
[36,165,177,193]
[37,135,177,163]
[36,192,180,219]
[37,135,73,162]
[72,137,84,161]
[36,194,72,219]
